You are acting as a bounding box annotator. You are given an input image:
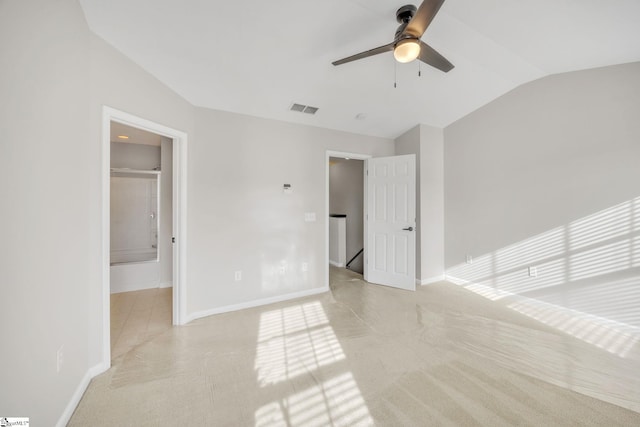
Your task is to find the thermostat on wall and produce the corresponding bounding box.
[283,184,292,194]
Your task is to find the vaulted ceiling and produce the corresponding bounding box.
[79,0,640,138]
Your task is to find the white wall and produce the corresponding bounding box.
[445,61,640,282]
[188,107,394,317]
[395,125,445,284]
[329,158,364,273]
[328,216,347,267]
[110,141,161,170]
[0,0,92,423]
[419,125,445,283]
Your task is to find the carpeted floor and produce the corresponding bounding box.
[69,266,640,426]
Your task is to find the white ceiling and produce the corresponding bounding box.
[80,0,640,139]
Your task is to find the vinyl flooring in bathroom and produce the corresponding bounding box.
[110,287,172,361]
[70,267,640,426]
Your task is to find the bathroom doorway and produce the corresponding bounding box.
[101,106,188,369]
[109,122,173,360]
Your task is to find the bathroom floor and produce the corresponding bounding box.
[71,268,640,426]
[110,287,172,361]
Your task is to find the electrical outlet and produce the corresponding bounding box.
[57,345,64,373]
[528,266,538,277]
[466,255,473,264]
[301,262,308,272]
[234,271,242,281]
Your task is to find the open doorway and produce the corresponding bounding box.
[325,150,417,291]
[329,157,365,274]
[109,122,173,360]
[325,151,371,288]
[101,107,187,370]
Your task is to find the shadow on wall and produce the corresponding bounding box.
[447,196,640,357]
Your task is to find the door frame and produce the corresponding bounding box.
[101,106,188,369]
[325,150,371,287]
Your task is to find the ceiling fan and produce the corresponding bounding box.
[332,0,454,72]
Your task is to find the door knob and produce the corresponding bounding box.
[403,227,414,231]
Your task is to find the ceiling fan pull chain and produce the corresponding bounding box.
[394,60,397,88]
[419,61,422,77]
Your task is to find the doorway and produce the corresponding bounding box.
[325,151,371,288]
[325,150,417,291]
[109,122,172,359]
[329,157,365,274]
[101,107,187,369]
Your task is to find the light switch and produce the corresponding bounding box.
[304,212,316,222]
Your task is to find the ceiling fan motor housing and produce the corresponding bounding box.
[395,5,417,40]
[396,5,417,23]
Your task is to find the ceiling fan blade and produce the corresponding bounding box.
[418,41,454,72]
[332,43,395,66]
[403,0,446,39]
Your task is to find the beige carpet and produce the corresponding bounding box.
[70,267,640,426]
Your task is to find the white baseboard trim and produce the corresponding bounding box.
[56,363,107,427]
[329,260,344,268]
[418,274,446,286]
[160,281,173,288]
[110,281,160,294]
[185,287,330,324]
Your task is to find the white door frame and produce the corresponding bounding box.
[101,106,188,369]
[325,150,371,287]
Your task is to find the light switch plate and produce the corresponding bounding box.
[304,212,316,222]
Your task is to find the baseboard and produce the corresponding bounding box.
[160,281,173,288]
[185,287,329,324]
[110,282,159,293]
[329,260,344,268]
[56,363,107,427]
[418,274,446,286]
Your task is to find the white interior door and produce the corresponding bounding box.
[365,154,416,290]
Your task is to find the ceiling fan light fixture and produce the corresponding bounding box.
[394,39,420,63]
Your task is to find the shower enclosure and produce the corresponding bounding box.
[110,169,160,264]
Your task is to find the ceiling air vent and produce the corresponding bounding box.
[290,103,319,115]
